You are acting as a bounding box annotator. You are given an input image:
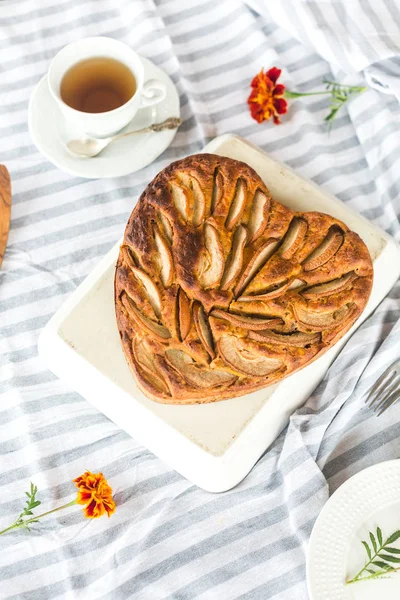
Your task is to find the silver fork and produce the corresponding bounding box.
[365,359,400,416]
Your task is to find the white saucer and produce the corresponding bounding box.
[28,57,180,179]
[307,460,400,600]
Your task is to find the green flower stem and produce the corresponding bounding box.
[0,522,25,537]
[323,80,366,93]
[283,81,367,130]
[284,90,335,98]
[285,84,367,99]
[347,566,400,585]
[0,499,77,536]
[346,545,386,584]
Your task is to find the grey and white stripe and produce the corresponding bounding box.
[1,0,400,598]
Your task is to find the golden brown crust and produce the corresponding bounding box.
[115,154,373,404]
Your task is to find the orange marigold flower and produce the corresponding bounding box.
[248,67,288,125]
[73,471,116,519]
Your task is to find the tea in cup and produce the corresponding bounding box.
[48,37,167,137]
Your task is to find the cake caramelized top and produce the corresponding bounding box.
[115,154,373,404]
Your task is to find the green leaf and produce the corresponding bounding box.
[366,569,376,574]
[370,532,378,553]
[31,501,41,508]
[362,541,372,559]
[377,527,383,546]
[384,547,400,554]
[379,554,400,563]
[372,561,391,569]
[324,110,337,122]
[386,531,400,544]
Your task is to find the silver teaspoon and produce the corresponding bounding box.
[66,117,182,158]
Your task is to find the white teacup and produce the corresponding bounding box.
[48,37,167,138]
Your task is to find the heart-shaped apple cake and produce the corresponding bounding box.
[115,154,373,404]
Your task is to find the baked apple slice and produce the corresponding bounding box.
[129,265,162,318]
[159,212,173,243]
[302,272,356,298]
[234,239,279,297]
[211,309,282,330]
[249,330,320,347]
[293,302,354,331]
[193,301,215,359]
[247,189,270,244]
[176,287,191,341]
[198,222,225,288]
[154,225,174,288]
[170,182,191,222]
[177,173,206,226]
[133,338,171,395]
[121,294,171,341]
[220,225,247,290]
[225,178,247,230]
[303,227,343,271]
[218,334,283,377]
[279,218,307,259]
[211,169,224,213]
[238,279,292,302]
[165,348,236,388]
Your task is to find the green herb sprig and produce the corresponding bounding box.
[0,482,41,535]
[0,482,77,536]
[323,80,367,130]
[346,527,400,585]
[285,80,366,130]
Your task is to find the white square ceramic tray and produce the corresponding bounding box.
[38,134,400,492]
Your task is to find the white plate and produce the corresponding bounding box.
[307,460,400,600]
[28,57,180,178]
[38,134,400,492]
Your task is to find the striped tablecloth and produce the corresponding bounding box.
[1,1,400,598]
